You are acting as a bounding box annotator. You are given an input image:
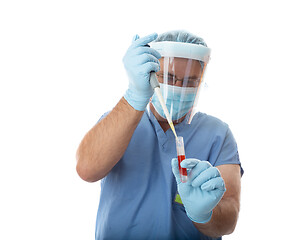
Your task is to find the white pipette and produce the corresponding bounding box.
[150,72,177,139]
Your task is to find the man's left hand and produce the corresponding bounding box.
[171,158,226,223]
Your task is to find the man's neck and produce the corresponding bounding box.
[158,121,171,133]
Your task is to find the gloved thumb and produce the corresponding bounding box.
[132,34,140,42]
[171,158,181,185]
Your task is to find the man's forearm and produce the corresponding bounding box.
[76,97,144,182]
[193,197,239,238]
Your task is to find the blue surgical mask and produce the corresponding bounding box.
[151,83,197,121]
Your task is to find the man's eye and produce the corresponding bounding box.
[167,76,174,81]
[190,79,201,87]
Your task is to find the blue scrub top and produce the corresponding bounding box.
[95,110,242,240]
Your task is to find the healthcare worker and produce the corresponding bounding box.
[76,30,243,240]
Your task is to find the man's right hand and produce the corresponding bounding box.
[123,33,161,111]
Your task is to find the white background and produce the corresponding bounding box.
[1,0,294,239]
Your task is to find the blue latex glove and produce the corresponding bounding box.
[171,158,226,223]
[123,33,161,111]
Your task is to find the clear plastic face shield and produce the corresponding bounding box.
[149,41,211,124]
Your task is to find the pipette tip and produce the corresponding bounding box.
[169,122,178,139]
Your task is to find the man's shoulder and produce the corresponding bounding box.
[193,112,229,130]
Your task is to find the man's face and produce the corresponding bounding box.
[150,57,204,123]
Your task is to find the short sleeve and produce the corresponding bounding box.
[211,128,244,176]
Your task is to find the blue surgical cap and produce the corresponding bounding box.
[154,30,208,47]
[154,30,208,69]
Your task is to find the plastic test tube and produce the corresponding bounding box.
[176,136,187,183]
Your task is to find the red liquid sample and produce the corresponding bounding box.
[177,154,187,177]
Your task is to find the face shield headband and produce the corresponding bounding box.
[149,41,211,124]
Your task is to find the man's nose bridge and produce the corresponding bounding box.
[174,76,184,87]
[174,80,183,87]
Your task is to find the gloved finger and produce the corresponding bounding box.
[136,54,160,65]
[191,167,221,188]
[187,161,212,185]
[201,177,226,192]
[132,34,140,42]
[136,46,162,59]
[180,158,201,169]
[132,33,158,47]
[171,158,181,185]
[140,62,160,75]
[210,188,226,200]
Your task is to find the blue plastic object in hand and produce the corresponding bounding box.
[123,33,161,111]
[171,158,226,223]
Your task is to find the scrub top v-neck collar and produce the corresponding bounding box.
[145,107,188,147]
